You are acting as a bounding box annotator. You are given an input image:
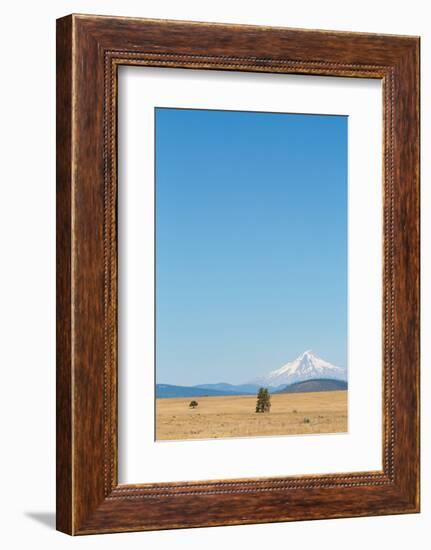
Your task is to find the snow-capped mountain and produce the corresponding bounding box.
[249,350,347,388]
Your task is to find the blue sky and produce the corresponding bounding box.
[155,108,347,386]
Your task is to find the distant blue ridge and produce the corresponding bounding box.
[156,384,255,398]
[156,379,347,399]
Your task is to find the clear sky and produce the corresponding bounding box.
[155,108,347,386]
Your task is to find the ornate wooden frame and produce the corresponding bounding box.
[56,14,420,535]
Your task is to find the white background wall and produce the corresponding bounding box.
[0,1,428,548]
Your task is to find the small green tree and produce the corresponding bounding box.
[189,400,198,409]
[255,388,271,413]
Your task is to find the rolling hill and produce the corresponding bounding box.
[275,378,348,394]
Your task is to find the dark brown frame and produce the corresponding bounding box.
[56,14,420,535]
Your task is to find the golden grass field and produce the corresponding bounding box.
[156,390,347,441]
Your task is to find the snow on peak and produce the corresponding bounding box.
[249,351,347,388]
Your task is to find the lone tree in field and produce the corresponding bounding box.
[255,388,271,413]
[189,400,198,409]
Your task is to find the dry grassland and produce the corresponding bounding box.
[156,390,347,441]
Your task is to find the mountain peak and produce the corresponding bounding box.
[249,351,347,388]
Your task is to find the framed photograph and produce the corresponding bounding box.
[56,14,420,535]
